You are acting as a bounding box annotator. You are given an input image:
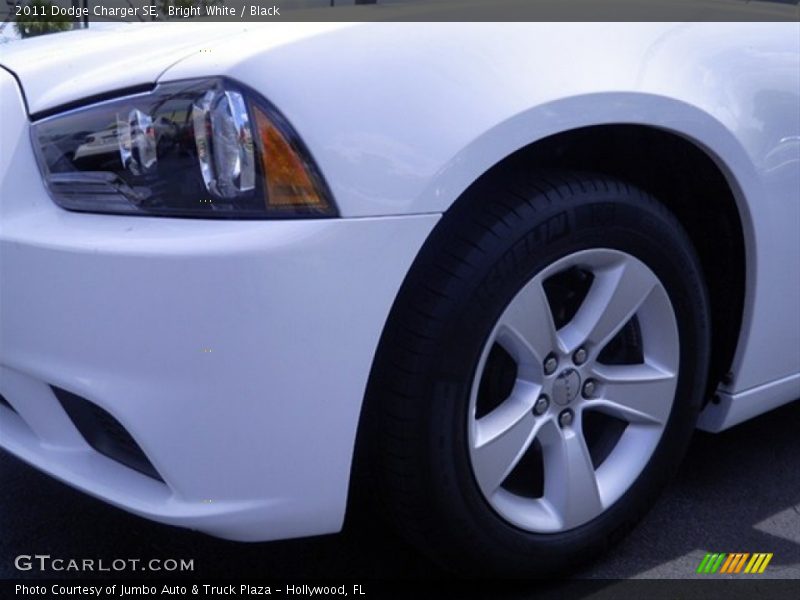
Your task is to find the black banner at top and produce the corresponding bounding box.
[1,0,799,25]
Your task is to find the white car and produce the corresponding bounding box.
[1,22,798,576]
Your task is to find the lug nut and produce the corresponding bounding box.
[558,409,574,428]
[544,354,558,375]
[582,379,596,398]
[573,347,588,366]
[533,395,550,416]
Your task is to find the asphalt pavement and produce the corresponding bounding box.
[1,398,798,583]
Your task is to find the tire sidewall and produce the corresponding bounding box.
[422,189,710,573]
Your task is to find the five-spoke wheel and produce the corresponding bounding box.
[368,173,710,575]
[468,249,679,532]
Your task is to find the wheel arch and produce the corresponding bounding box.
[406,94,755,394]
[478,123,748,397]
[349,100,753,517]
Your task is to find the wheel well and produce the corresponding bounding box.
[474,124,746,395]
[347,124,747,523]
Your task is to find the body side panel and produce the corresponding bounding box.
[165,23,799,399]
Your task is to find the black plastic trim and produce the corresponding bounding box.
[29,83,155,122]
[0,393,17,414]
[52,386,164,482]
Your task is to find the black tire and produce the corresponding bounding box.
[362,171,711,576]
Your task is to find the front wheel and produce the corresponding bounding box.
[367,172,711,576]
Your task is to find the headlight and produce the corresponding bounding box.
[31,78,336,218]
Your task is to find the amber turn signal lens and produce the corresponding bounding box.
[254,107,331,213]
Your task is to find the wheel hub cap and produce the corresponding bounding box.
[553,368,581,406]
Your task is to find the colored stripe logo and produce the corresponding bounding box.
[697,552,773,574]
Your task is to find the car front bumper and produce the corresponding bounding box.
[0,67,438,541]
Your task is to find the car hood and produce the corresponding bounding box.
[0,23,256,116]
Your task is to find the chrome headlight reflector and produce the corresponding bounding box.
[32,78,336,218]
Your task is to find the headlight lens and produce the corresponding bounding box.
[32,78,336,218]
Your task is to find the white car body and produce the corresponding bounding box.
[0,22,798,542]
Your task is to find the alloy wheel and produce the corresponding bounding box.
[468,248,679,533]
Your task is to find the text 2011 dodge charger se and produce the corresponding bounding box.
[0,22,798,576]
